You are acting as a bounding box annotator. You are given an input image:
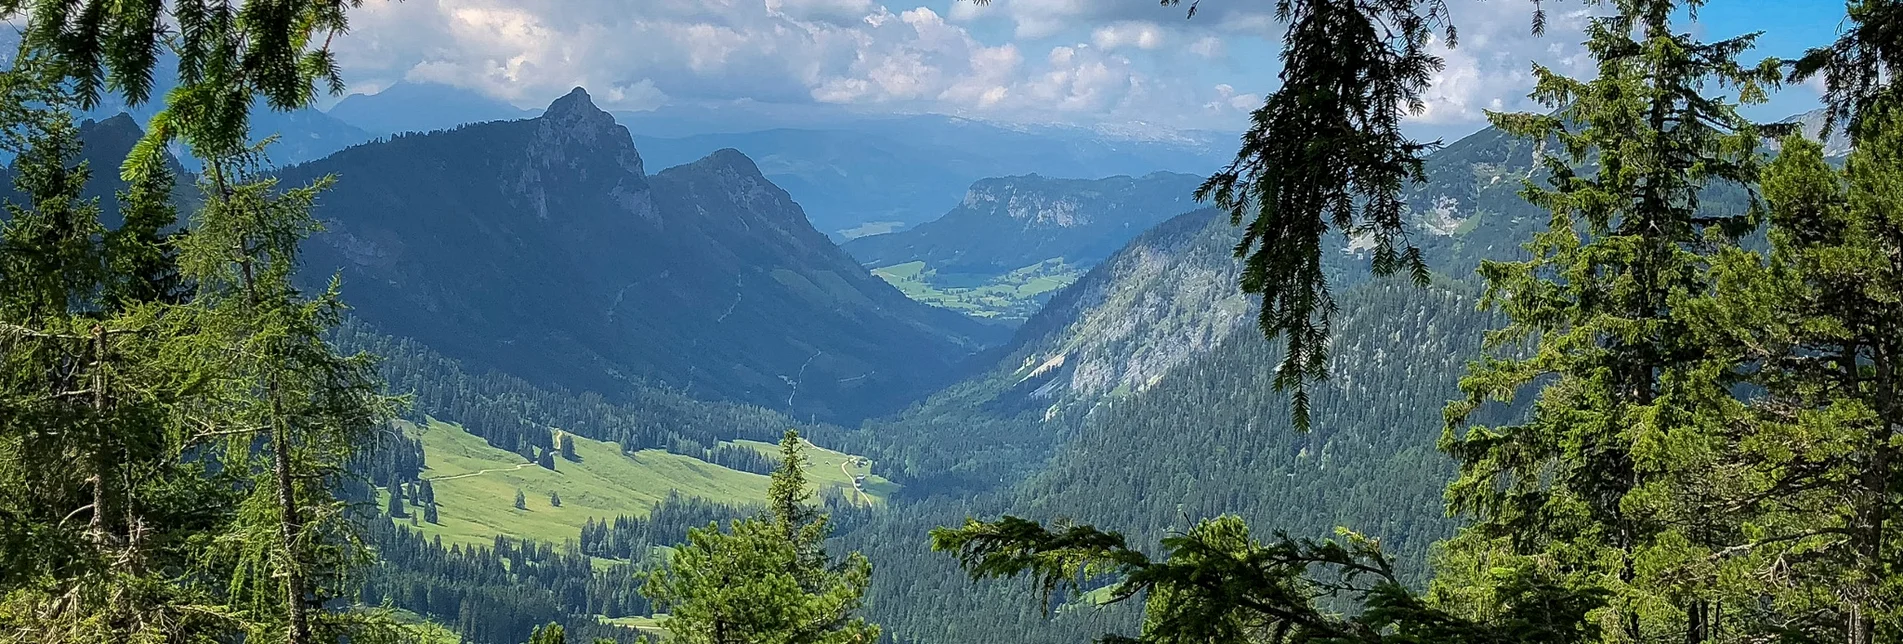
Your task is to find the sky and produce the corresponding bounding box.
[330,0,1850,139]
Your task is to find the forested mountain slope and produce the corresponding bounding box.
[284,88,1000,422]
[847,207,1254,494]
[844,280,1499,643]
[825,119,1567,642]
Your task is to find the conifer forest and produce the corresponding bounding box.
[1,1,1900,643]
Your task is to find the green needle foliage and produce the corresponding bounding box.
[0,96,235,644]
[1192,0,1453,429]
[1437,0,1784,641]
[1792,0,1903,137]
[1688,110,1903,643]
[930,514,1603,644]
[1,0,358,166]
[642,430,878,644]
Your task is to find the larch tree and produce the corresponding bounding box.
[175,147,403,644]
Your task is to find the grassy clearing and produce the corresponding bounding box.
[870,258,1082,321]
[728,438,897,507]
[388,608,461,644]
[382,419,895,550]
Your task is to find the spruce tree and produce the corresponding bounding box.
[1438,1,1780,640]
[515,489,527,511]
[642,430,878,644]
[549,491,561,508]
[0,95,228,644]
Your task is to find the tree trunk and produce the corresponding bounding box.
[272,404,312,644]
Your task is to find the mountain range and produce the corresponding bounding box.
[279,87,1000,423]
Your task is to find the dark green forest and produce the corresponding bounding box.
[3,1,1902,644]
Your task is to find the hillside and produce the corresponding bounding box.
[843,279,1501,643]
[842,172,1207,321]
[383,418,892,550]
[284,87,1001,422]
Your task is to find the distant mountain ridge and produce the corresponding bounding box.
[628,116,1228,237]
[326,82,544,135]
[843,172,1207,273]
[282,87,1000,422]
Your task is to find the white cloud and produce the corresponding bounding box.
[1092,21,1166,51]
[328,0,1605,132]
[335,0,1260,129]
[1410,1,1593,124]
[1187,36,1225,59]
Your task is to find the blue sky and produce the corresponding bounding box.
[331,0,1849,139]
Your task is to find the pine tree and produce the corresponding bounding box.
[1438,1,1780,641]
[419,479,437,505]
[423,502,440,525]
[1689,108,1903,643]
[559,432,577,461]
[538,448,556,471]
[516,489,527,511]
[549,491,561,508]
[642,430,879,644]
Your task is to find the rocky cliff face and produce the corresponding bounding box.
[284,88,1001,422]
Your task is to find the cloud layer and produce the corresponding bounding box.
[334,0,1595,132]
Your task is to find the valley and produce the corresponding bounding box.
[4,6,1890,642]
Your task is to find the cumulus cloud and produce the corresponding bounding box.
[1092,21,1167,51]
[334,0,1265,129]
[1411,0,1594,124]
[328,0,1600,132]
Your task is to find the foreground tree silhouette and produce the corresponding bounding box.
[930,515,1603,643]
[642,430,878,644]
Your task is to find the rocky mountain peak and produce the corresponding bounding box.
[513,87,652,221]
[527,86,644,176]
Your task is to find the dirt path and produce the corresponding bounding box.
[839,459,870,507]
[426,461,533,482]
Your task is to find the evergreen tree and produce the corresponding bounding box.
[549,491,561,508]
[423,502,440,525]
[930,514,1603,643]
[419,479,437,505]
[642,430,878,644]
[178,146,402,644]
[1690,111,1903,642]
[515,489,527,511]
[538,448,556,471]
[559,432,577,461]
[526,622,564,644]
[388,482,408,518]
[0,93,230,644]
[1438,1,1780,641]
